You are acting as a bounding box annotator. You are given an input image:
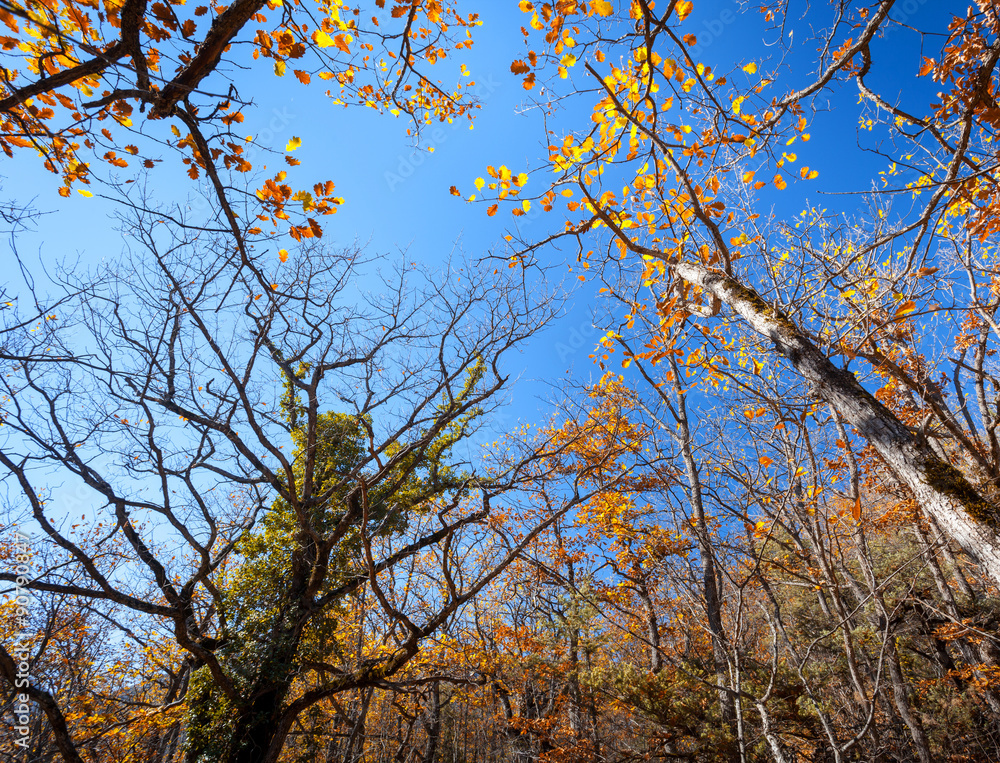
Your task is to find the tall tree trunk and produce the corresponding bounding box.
[667,357,738,750]
[666,260,1000,587]
[421,682,442,763]
[636,578,662,672]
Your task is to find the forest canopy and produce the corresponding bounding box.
[3,1,1000,762]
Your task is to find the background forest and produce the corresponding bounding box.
[2,0,1000,762]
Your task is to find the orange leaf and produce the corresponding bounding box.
[893,300,917,319]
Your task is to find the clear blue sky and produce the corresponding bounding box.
[2,0,955,426]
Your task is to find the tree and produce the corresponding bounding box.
[476,0,1000,587]
[10,1,1000,761]
[0,218,615,763]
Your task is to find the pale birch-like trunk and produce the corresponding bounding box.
[669,261,1000,587]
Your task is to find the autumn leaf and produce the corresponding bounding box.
[334,34,352,54]
[286,136,302,151]
[592,0,613,16]
[675,0,693,22]
[278,249,289,263]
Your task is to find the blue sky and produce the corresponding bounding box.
[2,0,956,427]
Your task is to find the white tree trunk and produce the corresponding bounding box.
[670,261,1000,588]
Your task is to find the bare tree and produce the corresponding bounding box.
[0,198,619,763]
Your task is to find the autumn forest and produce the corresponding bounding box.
[2,0,1000,761]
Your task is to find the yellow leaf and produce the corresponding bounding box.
[286,136,301,151]
[78,189,93,197]
[893,299,917,319]
[315,30,335,47]
[475,177,485,191]
[675,0,693,21]
[774,174,787,190]
[592,0,613,16]
[279,249,289,263]
[743,62,757,74]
